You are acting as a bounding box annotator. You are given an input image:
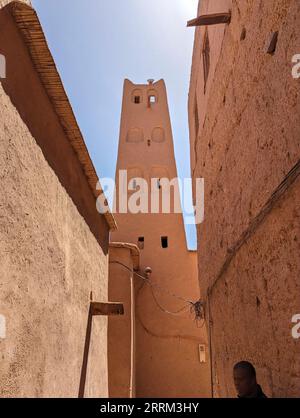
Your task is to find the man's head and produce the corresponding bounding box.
[233,361,257,398]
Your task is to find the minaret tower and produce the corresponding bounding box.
[111,79,210,397]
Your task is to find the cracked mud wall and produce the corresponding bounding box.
[189,0,300,397]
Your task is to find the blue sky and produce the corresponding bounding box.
[31,0,199,249]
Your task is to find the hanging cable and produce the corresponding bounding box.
[136,281,205,343]
[149,285,190,316]
[109,260,205,323]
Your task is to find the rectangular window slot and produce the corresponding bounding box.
[134,96,141,104]
[161,236,168,248]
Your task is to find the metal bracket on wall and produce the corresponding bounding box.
[187,12,231,27]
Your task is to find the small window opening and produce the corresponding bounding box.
[157,179,161,190]
[147,139,151,147]
[138,237,144,250]
[149,95,156,103]
[161,236,168,249]
[134,96,141,104]
[266,31,278,55]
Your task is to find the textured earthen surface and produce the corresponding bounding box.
[210,180,300,397]
[0,3,109,397]
[0,82,109,397]
[0,8,109,252]
[188,0,300,397]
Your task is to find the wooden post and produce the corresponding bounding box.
[78,302,124,398]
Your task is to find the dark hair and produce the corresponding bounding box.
[234,361,256,378]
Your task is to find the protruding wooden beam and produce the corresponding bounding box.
[90,302,124,316]
[187,12,231,27]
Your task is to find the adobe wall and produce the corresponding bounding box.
[133,249,211,398]
[0,8,109,397]
[210,178,300,397]
[0,7,109,252]
[188,0,300,397]
[108,245,136,398]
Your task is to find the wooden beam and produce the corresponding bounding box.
[187,12,231,27]
[90,302,124,316]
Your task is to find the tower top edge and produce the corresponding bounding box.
[124,78,165,88]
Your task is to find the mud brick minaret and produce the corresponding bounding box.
[111,79,210,397]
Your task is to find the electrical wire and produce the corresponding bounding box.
[109,260,205,323]
[149,285,191,316]
[135,281,205,343]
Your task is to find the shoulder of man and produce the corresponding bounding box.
[257,385,268,398]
